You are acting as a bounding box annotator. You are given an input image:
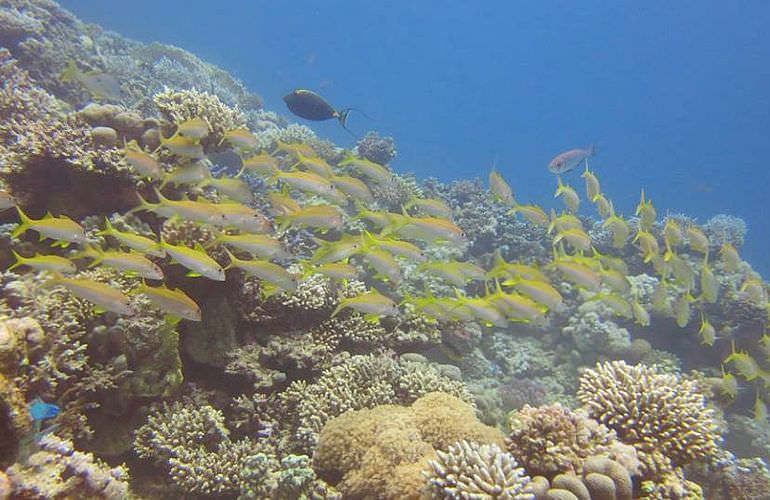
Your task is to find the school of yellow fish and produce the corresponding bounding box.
[3,112,770,421]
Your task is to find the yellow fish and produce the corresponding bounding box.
[698,313,717,346]
[553,228,592,252]
[59,60,121,101]
[97,218,165,258]
[311,235,363,264]
[591,292,633,318]
[487,284,547,323]
[662,219,683,250]
[591,193,613,220]
[293,152,334,178]
[13,207,86,247]
[489,168,514,205]
[220,128,258,152]
[700,255,719,303]
[457,295,509,328]
[199,177,253,204]
[223,249,297,295]
[308,262,359,281]
[8,250,76,274]
[420,261,486,287]
[176,117,210,139]
[217,202,273,233]
[239,152,280,177]
[720,242,742,273]
[550,259,601,291]
[505,278,563,310]
[267,190,301,217]
[554,177,580,214]
[635,189,657,230]
[124,141,163,180]
[361,231,427,262]
[134,282,201,322]
[674,293,692,328]
[548,210,583,234]
[632,230,659,263]
[361,248,402,284]
[276,205,344,232]
[685,225,710,254]
[581,165,601,201]
[160,160,211,189]
[77,245,164,280]
[272,140,316,160]
[601,204,631,248]
[724,341,764,381]
[211,233,290,261]
[599,268,630,294]
[508,202,549,228]
[390,214,466,247]
[161,239,225,281]
[160,133,205,159]
[339,155,393,185]
[631,299,650,326]
[331,289,399,321]
[330,174,374,203]
[134,189,226,226]
[274,170,344,202]
[404,197,453,220]
[45,272,134,315]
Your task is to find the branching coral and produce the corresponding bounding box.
[506,403,639,479]
[354,131,397,165]
[577,361,721,479]
[314,392,504,500]
[425,440,534,499]
[6,434,130,499]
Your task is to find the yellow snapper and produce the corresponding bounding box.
[599,268,631,294]
[124,141,164,180]
[239,152,280,177]
[97,218,165,258]
[720,242,742,273]
[631,299,651,326]
[0,189,15,210]
[686,225,710,254]
[404,197,453,220]
[13,207,86,247]
[581,165,601,201]
[487,255,549,283]
[725,341,764,381]
[276,205,344,232]
[554,177,580,213]
[293,152,334,178]
[217,202,273,233]
[553,227,592,252]
[160,160,212,188]
[548,211,583,234]
[700,255,719,303]
[45,273,133,315]
[160,133,205,159]
[176,117,210,140]
[134,282,201,322]
[361,231,427,262]
[662,219,684,250]
[59,60,121,101]
[330,174,374,203]
[420,261,486,287]
[635,189,657,231]
[224,249,297,295]
[361,247,402,284]
[338,155,393,185]
[161,239,225,281]
[391,215,466,247]
[311,235,363,264]
[267,190,302,217]
[77,245,164,280]
[591,292,633,318]
[134,189,226,226]
[506,278,563,310]
[272,140,316,160]
[592,193,613,220]
[457,295,509,328]
[274,170,343,201]
[698,313,717,346]
[487,286,547,323]
[551,259,601,291]
[488,168,515,205]
[212,233,290,261]
[9,250,76,274]
[309,262,359,281]
[632,230,659,263]
[199,177,253,204]
[508,202,549,228]
[220,128,259,152]
[674,293,693,327]
[601,205,631,248]
[331,289,399,321]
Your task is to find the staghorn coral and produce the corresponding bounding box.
[153,87,246,150]
[6,434,130,499]
[354,130,398,165]
[425,440,534,499]
[506,403,639,480]
[314,392,504,500]
[577,361,720,479]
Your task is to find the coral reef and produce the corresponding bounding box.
[313,392,504,499]
[424,440,534,499]
[354,130,398,165]
[577,361,720,479]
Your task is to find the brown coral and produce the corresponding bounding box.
[577,361,720,478]
[506,403,639,480]
[314,392,505,500]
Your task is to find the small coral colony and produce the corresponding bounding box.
[1,2,770,499]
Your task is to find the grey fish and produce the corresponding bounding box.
[548,145,595,174]
[283,89,353,133]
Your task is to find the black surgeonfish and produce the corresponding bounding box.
[283,89,354,133]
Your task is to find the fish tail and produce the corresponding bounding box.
[8,249,27,272]
[222,247,237,271]
[96,217,115,237]
[12,206,34,238]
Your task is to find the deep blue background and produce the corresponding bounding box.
[64,1,770,274]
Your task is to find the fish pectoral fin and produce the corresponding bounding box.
[163,314,182,327]
[363,313,382,324]
[185,271,203,278]
[92,306,107,315]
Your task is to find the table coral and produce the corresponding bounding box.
[425,440,534,499]
[577,361,721,479]
[314,392,505,500]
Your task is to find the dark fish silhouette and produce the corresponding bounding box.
[283,89,354,133]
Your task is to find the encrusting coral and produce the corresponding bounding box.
[577,361,721,479]
[313,392,505,500]
[424,440,534,499]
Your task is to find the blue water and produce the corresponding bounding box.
[64,0,770,275]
